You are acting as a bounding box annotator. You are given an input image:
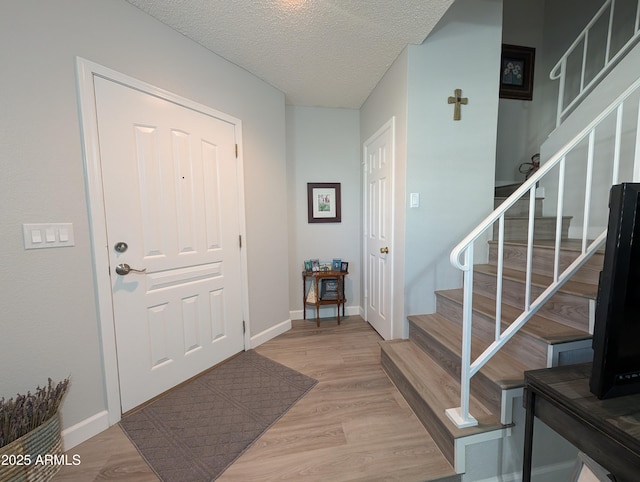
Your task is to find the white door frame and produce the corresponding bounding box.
[75,58,250,425]
[362,117,395,338]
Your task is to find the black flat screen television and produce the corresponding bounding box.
[590,183,640,399]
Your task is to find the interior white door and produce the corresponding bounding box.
[364,120,394,340]
[94,77,245,412]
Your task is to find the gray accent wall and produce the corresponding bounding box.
[286,106,361,321]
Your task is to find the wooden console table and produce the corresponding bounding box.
[302,270,347,326]
[523,363,640,481]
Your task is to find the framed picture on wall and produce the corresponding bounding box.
[307,182,341,223]
[499,44,535,101]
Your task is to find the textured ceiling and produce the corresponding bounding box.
[125,0,454,108]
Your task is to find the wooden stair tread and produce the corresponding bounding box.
[475,264,598,298]
[408,313,530,389]
[380,339,504,438]
[437,289,591,345]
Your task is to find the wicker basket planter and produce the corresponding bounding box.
[1,378,69,482]
[0,413,63,481]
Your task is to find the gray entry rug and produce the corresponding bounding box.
[119,350,317,481]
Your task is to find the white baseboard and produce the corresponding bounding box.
[60,410,109,451]
[249,318,291,348]
[290,304,360,321]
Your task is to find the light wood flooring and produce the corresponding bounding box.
[54,317,457,481]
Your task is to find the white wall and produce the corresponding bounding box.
[539,0,607,136]
[360,0,502,337]
[360,49,409,338]
[495,0,610,185]
[536,0,640,238]
[0,0,287,444]
[540,40,640,239]
[495,0,545,184]
[403,0,502,320]
[286,106,361,320]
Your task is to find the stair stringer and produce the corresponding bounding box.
[500,387,523,425]
[452,427,512,474]
[547,338,593,367]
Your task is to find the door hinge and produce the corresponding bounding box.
[235,144,238,158]
[239,234,242,248]
[242,320,246,334]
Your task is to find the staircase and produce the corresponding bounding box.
[376,2,640,477]
[380,193,603,477]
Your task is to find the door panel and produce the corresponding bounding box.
[94,77,244,412]
[364,121,394,340]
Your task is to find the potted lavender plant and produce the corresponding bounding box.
[0,378,69,481]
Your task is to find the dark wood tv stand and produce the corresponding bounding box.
[523,363,640,481]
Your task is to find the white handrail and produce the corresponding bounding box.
[446,73,640,429]
[551,0,640,126]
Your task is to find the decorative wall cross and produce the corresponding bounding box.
[448,89,468,121]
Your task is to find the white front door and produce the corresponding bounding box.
[94,76,245,412]
[364,119,394,340]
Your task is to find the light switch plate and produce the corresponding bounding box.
[23,223,75,249]
[410,193,420,208]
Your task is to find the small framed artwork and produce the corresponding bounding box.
[320,278,339,300]
[332,258,341,271]
[340,261,349,273]
[307,182,341,223]
[499,44,535,101]
[311,259,320,272]
[304,260,312,272]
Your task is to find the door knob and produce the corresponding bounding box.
[115,263,147,276]
[380,247,389,254]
